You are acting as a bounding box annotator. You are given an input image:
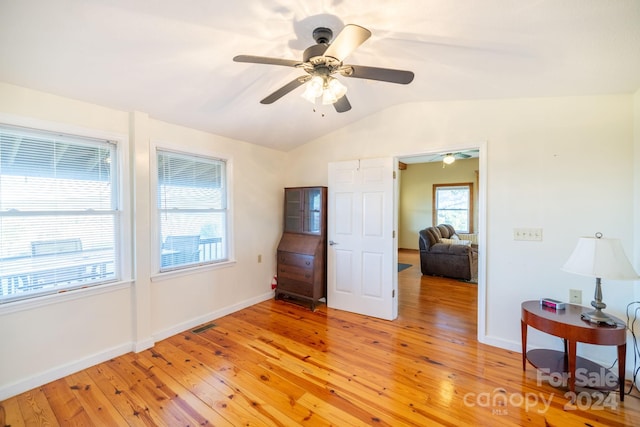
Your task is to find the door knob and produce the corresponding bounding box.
[329,240,338,246]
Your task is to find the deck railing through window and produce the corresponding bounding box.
[0,247,116,298]
[198,237,223,261]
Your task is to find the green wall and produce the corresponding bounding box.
[398,158,479,249]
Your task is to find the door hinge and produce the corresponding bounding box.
[392,230,396,238]
[393,171,396,179]
[392,289,396,298]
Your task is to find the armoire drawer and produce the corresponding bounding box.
[278,252,314,269]
[277,278,313,297]
[278,264,313,284]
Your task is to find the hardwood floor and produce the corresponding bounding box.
[2,249,640,426]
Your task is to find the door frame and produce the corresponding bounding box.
[395,140,487,343]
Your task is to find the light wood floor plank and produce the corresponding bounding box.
[0,396,26,427]
[85,360,167,426]
[41,377,95,425]
[64,370,131,426]
[145,339,295,426]
[16,387,60,427]
[2,249,640,426]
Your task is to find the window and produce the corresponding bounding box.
[157,150,228,271]
[0,124,119,303]
[433,183,473,233]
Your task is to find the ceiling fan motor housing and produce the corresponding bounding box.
[312,27,333,44]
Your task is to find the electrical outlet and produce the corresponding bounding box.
[569,289,582,305]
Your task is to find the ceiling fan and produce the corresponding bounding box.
[233,24,415,113]
[438,150,479,166]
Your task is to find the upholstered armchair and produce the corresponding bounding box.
[418,224,478,281]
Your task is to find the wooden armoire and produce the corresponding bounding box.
[275,186,327,310]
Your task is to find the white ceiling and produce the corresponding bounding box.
[1,0,639,152]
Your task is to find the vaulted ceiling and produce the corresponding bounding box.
[1,0,639,151]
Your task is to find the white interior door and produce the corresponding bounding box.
[327,158,397,320]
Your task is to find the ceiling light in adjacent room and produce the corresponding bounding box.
[443,154,456,165]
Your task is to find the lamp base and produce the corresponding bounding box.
[581,309,617,326]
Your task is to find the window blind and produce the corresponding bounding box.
[0,124,119,303]
[157,150,228,271]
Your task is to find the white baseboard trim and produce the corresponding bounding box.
[133,337,155,353]
[0,291,274,401]
[151,291,274,343]
[480,334,522,353]
[0,342,132,401]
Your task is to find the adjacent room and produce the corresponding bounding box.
[1,1,640,425]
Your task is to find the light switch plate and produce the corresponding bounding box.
[513,228,543,241]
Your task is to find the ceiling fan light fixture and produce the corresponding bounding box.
[301,76,324,103]
[327,77,347,99]
[443,154,456,165]
[321,89,338,105]
[302,75,347,106]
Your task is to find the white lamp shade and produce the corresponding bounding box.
[562,236,639,280]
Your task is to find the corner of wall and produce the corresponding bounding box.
[634,89,640,298]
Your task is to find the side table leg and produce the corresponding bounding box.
[618,343,626,402]
[521,320,528,370]
[567,340,577,396]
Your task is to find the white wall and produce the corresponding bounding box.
[286,95,637,374]
[0,83,286,399]
[1,83,637,398]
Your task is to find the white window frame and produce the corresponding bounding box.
[433,182,473,234]
[150,141,234,279]
[0,114,131,309]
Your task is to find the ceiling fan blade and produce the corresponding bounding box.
[323,24,372,62]
[260,76,310,104]
[343,65,414,84]
[233,55,301,68]
[456,153,472,159]
[333,95,351,113]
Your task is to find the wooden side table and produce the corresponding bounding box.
[521,300,626,401]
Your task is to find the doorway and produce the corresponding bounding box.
[396,142,487,341]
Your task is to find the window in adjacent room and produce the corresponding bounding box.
[157,150,228,271]
[433,183,473,233]
[0,124,120,303]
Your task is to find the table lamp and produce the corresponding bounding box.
[562,232,639,325]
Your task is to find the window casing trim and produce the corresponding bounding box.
[432,182,474,234]
[150,139,234,275]
[0,113,131,305]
